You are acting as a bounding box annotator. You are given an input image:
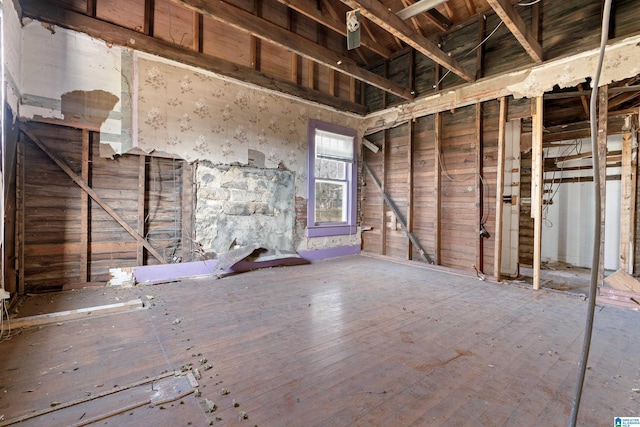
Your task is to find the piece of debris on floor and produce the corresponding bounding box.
[107,267,135,287]
[604,269,640,293]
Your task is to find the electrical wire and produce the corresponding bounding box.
[436,21,504,88]
[569,0,613,424]
[517,0,543,6]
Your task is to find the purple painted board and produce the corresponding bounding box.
[298,245,360,261]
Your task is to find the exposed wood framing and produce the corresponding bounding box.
[475,102,483,272]
[250,0,260,70]
[476,14,486,80]
[173,0,414,100]
[485,0,543,63]
[193,12,203,53]
[363,161,433,264]
[381,130,387,255]
[144,0,155,36]
[598,86,608,286]
[80,129,90,282]
[181,162,194,262]
[137,155,147,265]
[408,120,414,260]
[21,0,367,115]
[16,137,25,294]
[434,112,442,264]
[20,126,167,264]
[277,0,392,58]
[87,0,97,17]
[620,118,635,272]
[339,0,474,82]
[424,9,452,32]
[494,97,507,281]
[531,96,543,290]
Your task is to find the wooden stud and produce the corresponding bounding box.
[598,86,608,286]
[329,69,336,97]
[476,15,486,80]
[289,7,298,84]
[408,120,414,260]
[16,136,25,295]
[20,126,167,264]
[434,112,442,265]
[494,97,507,282]
[87,0,97,18]
[137,155,147,265]
[531,96,544,290]
[144,0,155,36]
[350,77,357,104]
[80,129,90,282]
[630,112,639,274]
[408,49,416,97]
[193,12,203,53]
[181,162,194,263]
[381,130,387,256]
[620,119,633,272]
[382,61,389,108]
[307,58,315,90]
[531,1,540,43]
[475,102,483,272]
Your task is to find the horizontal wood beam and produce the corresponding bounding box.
[339,0,474,82]
[174,0,414,100]
[20,124,167,264]
[486,0,543,63]
[20,0,368,115]
[277,0,392,58]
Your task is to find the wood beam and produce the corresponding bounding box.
[464,0,476,15]
[531,96,543,290]
[620,118,634,272]
[137,155,147,265]
[21,0,367,115]
[20,125,167,264]
[476,102,484,273]
[80,129,90,282]
[174,0,414,100]
[193,11,203,53]
[485,0,543,63]
[144,0,155,36]
[381,130,387,255]
[494,97,506,281]
[408,120,414,260]
[434,112,442,264]
[425,9,452,32]
[597,86,608,286]
[476,14,486,80]
[339,0,474,82]
[278,0,392,58]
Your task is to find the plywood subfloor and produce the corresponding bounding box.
[1,255,639,426]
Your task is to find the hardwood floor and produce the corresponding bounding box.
[0,255,638,426]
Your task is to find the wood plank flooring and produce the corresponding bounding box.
[1,255,639,426]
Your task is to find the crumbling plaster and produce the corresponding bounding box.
[361,33,640,136]
[19,21,124,153]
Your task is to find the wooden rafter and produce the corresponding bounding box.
[485,0,543,63]
[338,0,474,82]
[277,0,392,58]
[20,0,367,114]
[174,0,414,100]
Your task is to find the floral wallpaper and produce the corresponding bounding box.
[135,56,359,199]
[134,55,363,252]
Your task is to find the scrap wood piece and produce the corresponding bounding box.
[8,299,144,329]
[0,372,194,427]
[134,247,310,284]
[604,269,640,293]
[597,287,640,311]
[19,124,166,264]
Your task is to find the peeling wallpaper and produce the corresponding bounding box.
[135,54,360,199]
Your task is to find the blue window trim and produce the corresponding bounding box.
[307,119,358,238]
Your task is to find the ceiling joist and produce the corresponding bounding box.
[20,0,368,114]
[339,0,473,82]
[485,0,543,63]
[173,0,414,100]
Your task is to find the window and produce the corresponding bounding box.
[307,120,357,237]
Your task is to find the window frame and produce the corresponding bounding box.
[306,119,357,238]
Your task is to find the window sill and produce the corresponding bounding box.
[306,224,358,238]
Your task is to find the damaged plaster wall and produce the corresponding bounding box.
[3,0,21,113]
[19,21,126,154]
[195,164,294,255]
[134,53,361,254]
